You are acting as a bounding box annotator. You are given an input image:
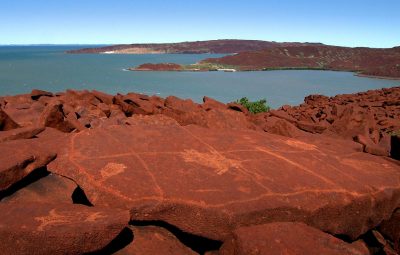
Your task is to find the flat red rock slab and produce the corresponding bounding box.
[1,173,76,204]
[49,121,400,240]
[0,139,56,191]
[220,222,369,255]
[116,226,196,255]
[0,125,44,143]
[0,201,129,255]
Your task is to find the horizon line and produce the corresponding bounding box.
[0,39,398,49]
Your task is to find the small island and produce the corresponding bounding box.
[128,62,237,72]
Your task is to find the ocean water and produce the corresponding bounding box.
[1,45,400,108]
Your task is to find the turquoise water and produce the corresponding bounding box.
[1,46,400,108]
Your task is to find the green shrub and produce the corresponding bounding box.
[236,97,270,114]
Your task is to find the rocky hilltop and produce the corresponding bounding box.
[1,87,400,254]
[203,45,400,78]
[130,45,400,78]
[66,39,323,54]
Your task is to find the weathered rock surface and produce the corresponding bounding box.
[0,202,129,255]
[1,87,400,254]
[0,125,44,143]
[0,166,130,254]
[379,208,400,253]
[116,226,197,255]
[263,87,400,156]
[49,119,400,241]
[31,89,54,100]
[220,222,369,255]
[0,108,20,130]
[1,173,76,204]
[0,139,56,192]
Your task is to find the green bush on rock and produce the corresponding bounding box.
[236,97,270,114]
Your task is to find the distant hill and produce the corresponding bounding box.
[68,39,400,79]
[66,39,324,54]
[202,45,400,78]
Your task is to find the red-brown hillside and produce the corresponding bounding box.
[203,45,400,78]
[67,39,323,54]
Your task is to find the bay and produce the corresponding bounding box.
[1,45,399,108]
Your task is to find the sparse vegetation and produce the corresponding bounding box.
[236,97,270,114]
[182,62,237,71]
[390,130,400,136]
[261,66,327,71]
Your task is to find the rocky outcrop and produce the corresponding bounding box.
[220,222,369,255]
[48,121,400,242]
[0,87,400,254]
[262,87,400,157]
[116,226,197,255]
[0,109,20,130]
[0,202,129,255]
[0,139,56,192]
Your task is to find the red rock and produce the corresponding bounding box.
[0,139,56,191]
[354,135,389,156]
[1,174,76,203]
[379,209,400,253]
[0,125,45,143]
[114,94,135,116]
[332,104,346,117]
[97,102,111,117]
[38,102,74,132]
[31,89,53,100]
[329,106,376,138]
[75,104,107,121]
[48,123,400,241]
[164,96,200,113]
[0,202,129,255]
[384,100,400,106]
[201,109,255,130]
[0,165,130,254]
[126,114,180,127]
[92,90,114,105]
[296,120,327,134]
[364,143,389,157]
[219,222,369,255]
[0,109,20,130]
[227,102,249,114]
[269,109,297,123]
[263,116,305,138]
[149,95,165,110]
[202,96,227,111]
[123,93,156,115]
[304,94,330,105]
[65,112,87,131]
[115,226,196,255]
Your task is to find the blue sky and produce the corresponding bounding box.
[1,0,399,47]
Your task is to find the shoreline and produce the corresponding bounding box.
[128,66,400,80]
[355,73,400,80]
